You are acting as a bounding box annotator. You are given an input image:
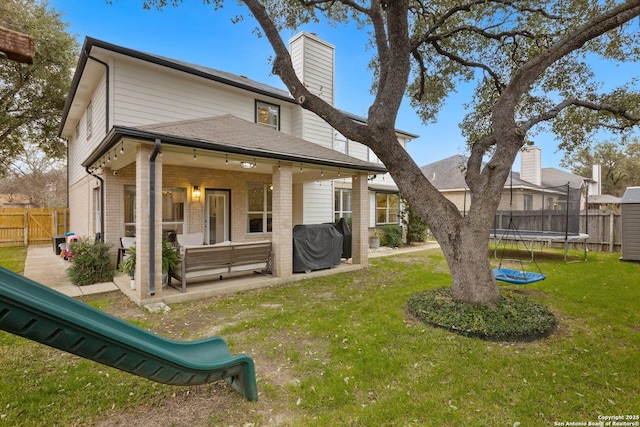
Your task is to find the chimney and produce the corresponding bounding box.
[589,164,602,196]
[289,32,335,105]
[520,146,542,186]
[288,32,335,149]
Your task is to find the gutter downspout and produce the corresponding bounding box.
[85,166,104,240]
[84,51,110,241]
[148,139,162,296]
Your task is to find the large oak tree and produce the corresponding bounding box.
[145,0,640,307]
[0,0,78,176]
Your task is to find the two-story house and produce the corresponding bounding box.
[59,32,417,303]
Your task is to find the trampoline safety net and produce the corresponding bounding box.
[493,183,583,237]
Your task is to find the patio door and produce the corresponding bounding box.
[205,190,230,244]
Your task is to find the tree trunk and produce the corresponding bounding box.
[439,219,501,308]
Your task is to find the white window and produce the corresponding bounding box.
[247,183,272,233]
[124,186,185,237]
[161,188,186,237]
[546,197,554,210]
[524,194,533,211]
[334,132,349,155]
[368,148,381,164]
[255,100,280,130]
[376,193,400,225]
[334,189,352,221]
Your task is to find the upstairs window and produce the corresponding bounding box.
[368,148,381,164]
[334,132,349,155]
[255,100,280,130]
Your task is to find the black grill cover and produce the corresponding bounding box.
[332,218,352,259]
[292,224,343,272]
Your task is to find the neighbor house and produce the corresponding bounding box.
[420,146,590,234]
[59,32,417,302]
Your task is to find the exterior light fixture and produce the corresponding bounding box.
[193,185,201,200]
[193,149,197,160]
[240,161,256,169]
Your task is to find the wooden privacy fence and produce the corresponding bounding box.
[0,208,70,247]
[581,209,622,253]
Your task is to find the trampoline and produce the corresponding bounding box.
[490,230,589,262]
[491,181,589,262]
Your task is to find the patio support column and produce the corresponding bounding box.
[351,172,369,267]
[134,144,163,299]
[272,163,293,278]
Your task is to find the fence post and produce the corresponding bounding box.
[23,212,28,246]
[609,213,615,253]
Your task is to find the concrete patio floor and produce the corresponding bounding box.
[23,242,440,306]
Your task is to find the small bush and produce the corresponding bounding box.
[67,238,115,286]
[380,225,403,248]
[402,204,428,244]
[407,287,557,341]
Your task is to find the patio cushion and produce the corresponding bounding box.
[177,232,204,247]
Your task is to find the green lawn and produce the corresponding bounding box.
[0,247,638,425]
[0,246,27,273]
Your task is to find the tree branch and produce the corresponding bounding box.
[431,40,504,93]
[240,0,371,141]
[498,0,640,116]
[521,98,640,131]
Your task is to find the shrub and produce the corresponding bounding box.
[402,204,428,244]
[380,225,403,248]
[67,238,115,286]
[407,287,557,341]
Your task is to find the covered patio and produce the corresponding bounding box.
[82,114,386,304]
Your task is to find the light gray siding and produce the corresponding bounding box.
[621,187,640,261]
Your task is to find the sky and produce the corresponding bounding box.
[47,0,639,171]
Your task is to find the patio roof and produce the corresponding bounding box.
[83,114,388,174]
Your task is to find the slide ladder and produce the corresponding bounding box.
[0,267,257,401]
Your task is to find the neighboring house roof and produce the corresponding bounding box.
[540,167,586,189]
[420,155,588,191]
[420,155,468,190]
[84,114,387,173]
[588,194,621,205]
[60,37,419,140]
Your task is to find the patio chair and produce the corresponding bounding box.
[116,237,136,269]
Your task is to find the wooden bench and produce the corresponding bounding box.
[168,241,272,293]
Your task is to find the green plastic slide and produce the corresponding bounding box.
[0,267,257,401]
